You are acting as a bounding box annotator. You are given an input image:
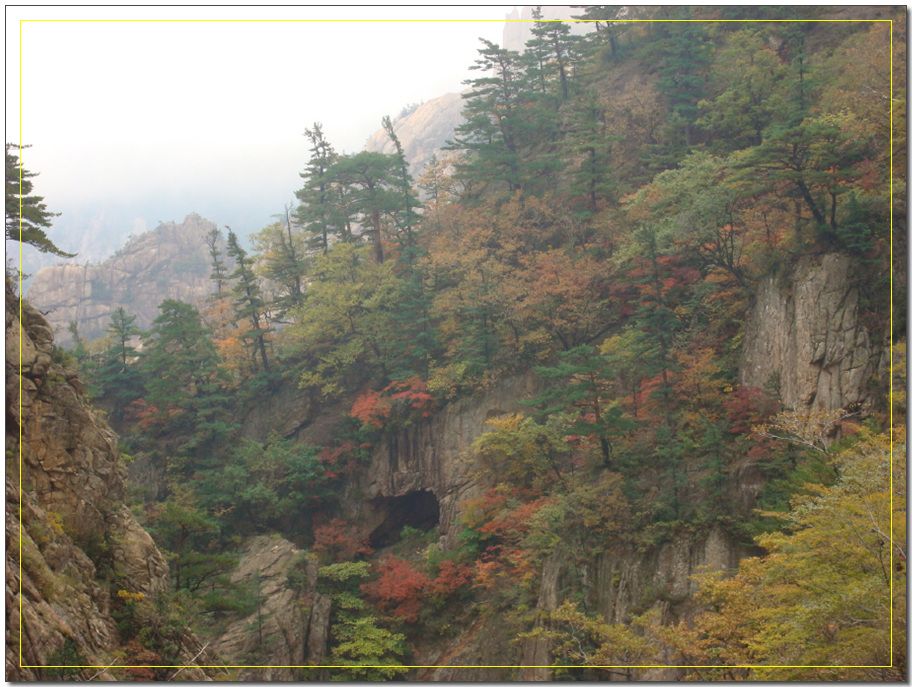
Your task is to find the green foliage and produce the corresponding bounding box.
[250,219,308,320]
[527,345,635,468]
[471,413,570,491]
[43,637,87,680]
[226,228,272,374]
[284,242,401,398]
[5,143,73,257]
[93,307,144,420]
[137,299,232,470]
[295,122,345,253]
[327,616,410,681]
[696,28,789,152]
[147,486,234,594]
[199,432,329,535]
[326,151,403,264]
[643,10,713,148]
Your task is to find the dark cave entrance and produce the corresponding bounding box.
[368,490,440,549]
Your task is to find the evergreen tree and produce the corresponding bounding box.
[95,307,144,421]
[526,10,580,102]
[648,12,713,147]
[225,229,272,375]
[295,123,342,254]
[5,144,73,257]
[139,299,231,471]
[326,151,401,264]
[571,5,627,59]
[204,227,229,296]
[564,90,617,217]
[448,39,528,195]
[695,29,789,151]
[380,115,422,259]
[148,485,234,594]
[526,345,633,468]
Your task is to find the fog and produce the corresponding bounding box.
[7,6,514,271]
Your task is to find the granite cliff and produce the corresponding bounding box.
[25,214,219,347]
[740,253,887,414]
[5,280,222,680]
[364,92,465,181]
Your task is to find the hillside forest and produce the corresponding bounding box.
[8,6,906,680]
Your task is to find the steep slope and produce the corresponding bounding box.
[5,281,222,680]
[25,213,219,347]
[364,92,465,180]
[740,253,887,414]
[336,250,886,679]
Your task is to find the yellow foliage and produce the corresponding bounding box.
[667,422,905,680]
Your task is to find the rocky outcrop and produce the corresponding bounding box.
[740,253,883,413]
[5,282,217,680]
[25,213,220,347]
[502,6,592,52]
[356,374,540,550]
[364,93,465,181]
[212,536,330,681]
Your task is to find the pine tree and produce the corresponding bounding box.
[448,39,528,195]
[204,227,229,296]
[326,152,401,264]
[564,90,617,217]
[295,123,342,254]
[94,307,144,421]
[139,299,231,471]
[526,11,580,102]
[225,229,272,374]
[381,115,422,259]
[649,12,713,147]
[526,345,633,468]
[5,144,73,257]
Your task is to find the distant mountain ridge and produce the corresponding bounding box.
[25,214,220,346]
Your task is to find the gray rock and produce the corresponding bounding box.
[25,213,221,347]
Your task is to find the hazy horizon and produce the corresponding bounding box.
[7,6,524,280]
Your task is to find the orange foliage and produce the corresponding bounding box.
[350,376,436,431]
[128,398,183,430]
[350,389,391,429]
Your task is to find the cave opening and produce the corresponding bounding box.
[368,490,440,549]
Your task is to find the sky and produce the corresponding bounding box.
[6,5,516,266]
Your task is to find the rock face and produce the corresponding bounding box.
[364,93,465,181]
[740,253,883,413]
[5,282,216,680]
[212,536,329,681]
[25,213,219,347]
[355,374,540,550]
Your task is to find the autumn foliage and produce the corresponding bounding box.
[312,518,374,563]
[361,555,473,623]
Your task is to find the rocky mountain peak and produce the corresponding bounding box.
[25,213,220,346]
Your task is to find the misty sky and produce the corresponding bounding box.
[7,6,516,260]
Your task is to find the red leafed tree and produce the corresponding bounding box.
[723,386,778,435]
[350,389,392,428]
[350,376,437,431]
[361,555,429,622]
[427,560,473,599]
[312,518,374,563]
